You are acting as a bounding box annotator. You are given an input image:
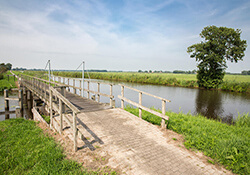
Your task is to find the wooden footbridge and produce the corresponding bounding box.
[19,74,169,152]
[14,73,230,174]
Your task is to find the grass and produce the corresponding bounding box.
[41,114,50,124]
[0,118,116,175]
[0,72,17,92]
[19,71,250,93]
[125,105,250,175]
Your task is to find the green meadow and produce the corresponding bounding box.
[47,71,250,93]
[0,118,117,175]
[0,72,17,92]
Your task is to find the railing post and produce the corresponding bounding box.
[18,89,23,110]
[161,100,166,128]
[121,85,124,109]
[4,89,9,119]
[32,78,34,89]
[110,84,113,107]
[97,83,100,102]
[73,112,77,152]
[87,81,90,99]
[49,89,53,129]
[139,92,142,118]
[73,79,76,94]
[59,99,63,134]
[79,80,82,96]
[63,77,65,84]
[67,78,70,91]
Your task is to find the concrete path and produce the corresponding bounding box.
[58,108,231,175]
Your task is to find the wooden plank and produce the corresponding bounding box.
[118,95,169,120]
[118,84,171,102]
[4,97,19,101]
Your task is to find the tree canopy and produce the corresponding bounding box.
[187,26,247,89]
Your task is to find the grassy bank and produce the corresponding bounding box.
[125,106,250,175]
[0,118,115,175]
[0,72,17,92]
[48,71,250,93]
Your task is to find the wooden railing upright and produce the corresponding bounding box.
[118,84,170,128]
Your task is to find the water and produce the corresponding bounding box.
[1,77,249,123]
[54,76,250,123]
[0,92,33,121]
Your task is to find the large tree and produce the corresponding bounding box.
[187,26,247,89]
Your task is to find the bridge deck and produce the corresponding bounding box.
[53,107,230,175]
[65,92,112,112]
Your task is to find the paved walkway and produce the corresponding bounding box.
[56,108,231,175]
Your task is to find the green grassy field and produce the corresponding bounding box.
[0,72,17,92]
[0,118,117,175]
[19,71,250,93]
[125,105,250,175]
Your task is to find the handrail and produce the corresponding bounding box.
[22,74,68,87]
[20,74,79,152]
[118,84,170,128]
[52,75,114,106]
[119,84,171,102]
[50,86,80,114]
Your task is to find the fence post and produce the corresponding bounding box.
[161,100,166,128]
[121,85,124,109]
[97,83,100,102]
[67,78,70,91]
[73,79,76,94]
[73,112,77,152]
[59,99,62,134]
[139,92,142,118]
[49,89,53,129]
[4,89,9,119]
[79,80,82,96]
[15,106,21,118]
[87,81,90,99]
[110,84,113,107]
[18,89,23,110]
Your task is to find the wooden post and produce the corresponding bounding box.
[79,80,82,96]
[63,77,65,84]
[73,79,76,94]
[73,112,77,152]
[49,89,53,129]
[139,92,142,118]
[15,106,21,118]
[18,89,23,110]
[97,83,100,102]
[67,78,70,91]
[4,89,9,119]
[110,84,113,107]
[59,99,62,134]
[87,81,90,99]
[161,100,166,128]
[121,85,124,109]
[44,83,46,100]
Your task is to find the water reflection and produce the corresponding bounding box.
[195,89,223,119]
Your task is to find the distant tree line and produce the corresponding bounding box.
[241,70,250,75]
[138,69,196,74]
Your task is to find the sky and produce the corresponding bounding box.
[0,0,249,72]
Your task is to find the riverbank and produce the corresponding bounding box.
[0,118,117,174]
[49,71,250,93]
[125,105,249,175]
[0,72,17,92]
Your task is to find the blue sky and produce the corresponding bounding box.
[0,0,249,72]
